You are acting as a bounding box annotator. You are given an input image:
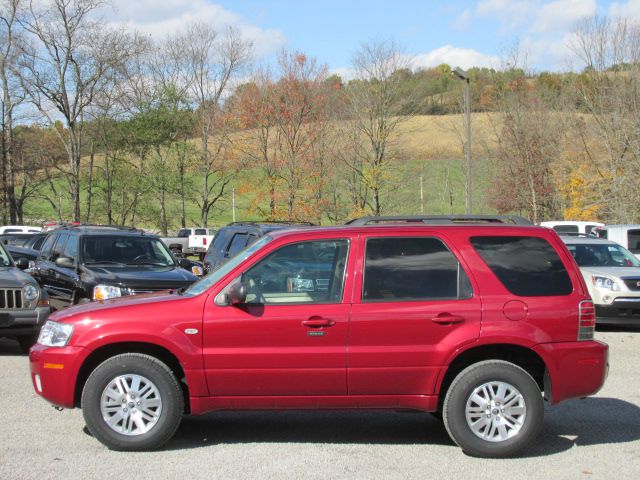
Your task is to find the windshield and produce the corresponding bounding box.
[566,243,640,268]
[81,236,175,266]
[0,243,12,266]
[184,235,273,296]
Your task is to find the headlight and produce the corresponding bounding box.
[93,284,123,301]
[592,275,621,291]
[38,321,74,347]
[23,284,39,301]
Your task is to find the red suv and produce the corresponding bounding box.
[30,219,608,457]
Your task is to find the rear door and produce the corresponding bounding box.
[348,233,482,395]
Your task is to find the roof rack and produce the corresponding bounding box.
[62,224,145,232]
[345,215,533,226]
[226,221,316,227]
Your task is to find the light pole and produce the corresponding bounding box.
[453,67,472,214]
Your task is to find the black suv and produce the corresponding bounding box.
[203,221,314,272]
[34,226,199,309]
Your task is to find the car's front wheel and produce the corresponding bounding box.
[442,360,543,458]
[81,353,184,451]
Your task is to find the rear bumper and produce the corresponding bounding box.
[29,343,90,409]
[534,340,608,405]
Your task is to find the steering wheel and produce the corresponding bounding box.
[132,254,153,264]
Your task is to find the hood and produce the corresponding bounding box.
[81,264,198,289]
[0,266,38,288]
[50,290,184,322]
[579,266,640,279]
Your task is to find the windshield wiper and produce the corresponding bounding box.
[84,261,126,265]
[128,261,170,266]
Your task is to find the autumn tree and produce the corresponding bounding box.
[569,16,640,223]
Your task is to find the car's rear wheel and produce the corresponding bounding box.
[442,360,543,458]
[82,353,184,451]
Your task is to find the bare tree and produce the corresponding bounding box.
[0,0,25,223]
[569,16,640,222]
[167,22,252,227]
[344,40,414,215]
[18,0,136,221]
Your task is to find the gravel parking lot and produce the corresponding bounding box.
[1,328,639,480]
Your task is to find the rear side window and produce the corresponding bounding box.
[470,236,572,296]
[363,237,472,302]
[627,229,640,254]
[553,225,579,235]
[227,233,249,258]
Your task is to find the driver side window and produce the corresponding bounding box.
[243,239,349,305]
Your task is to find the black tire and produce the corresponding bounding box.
[442,360,543,458]
[17,334,38,354]
[81,353,184,451]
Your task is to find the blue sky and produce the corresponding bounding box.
[108,0,640,74]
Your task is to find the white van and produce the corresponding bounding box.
[592,225,640,259]
[0,225,42,234]
[540,221,604,236]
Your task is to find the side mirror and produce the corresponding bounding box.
[178,258,192,269]
[55,256,75,269]
[15,257,29,270]
[215,281,247,306]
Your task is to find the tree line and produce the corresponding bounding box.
[2,1,640,232]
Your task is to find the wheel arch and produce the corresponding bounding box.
[436,343,547,410]
[74,342,190,413]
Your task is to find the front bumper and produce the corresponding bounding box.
[0,306,50,336]
[29,343,90,409]
[595,298,640,324]
[533,340,608,405]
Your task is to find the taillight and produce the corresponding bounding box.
[203,237,207,245]
[578,300,595,341]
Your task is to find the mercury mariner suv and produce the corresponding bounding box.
[29,216,608,458]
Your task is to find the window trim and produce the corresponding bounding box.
[236,238,351,306]
[361,235,474,303]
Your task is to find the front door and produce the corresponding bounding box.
[202,238,353,396]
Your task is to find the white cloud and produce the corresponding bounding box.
[531,0,596,33]
[476,0,538,31]
[609,0,640,19]
[106,0,286,58]
[451,8,472,31]
[412,45,500,70]
[330,67,356,81]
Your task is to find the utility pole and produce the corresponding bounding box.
[453,67,472,214]
[419,175,424,214]
[232,188,236,223]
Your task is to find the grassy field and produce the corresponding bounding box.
[22,114,499,230]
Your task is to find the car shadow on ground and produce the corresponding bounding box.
[164,397,640,457]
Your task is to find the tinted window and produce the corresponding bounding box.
[39,234,58,260]
[363,237,472,302]
[585,225,597,234]
[627,230,640,254]
[553,225,579,234]
[194,229,207,235]
[63,234,78,259]
[243,240,349,304]
[471,236,572,296]
[227,233,249,257]
[566,243,640,267]
[178,229,190,238]
[51,233,68,261]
